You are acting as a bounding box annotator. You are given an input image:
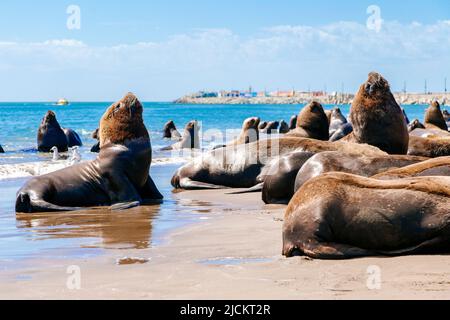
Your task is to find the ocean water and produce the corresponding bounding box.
[0,102,430,267]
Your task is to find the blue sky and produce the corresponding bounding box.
[0,0,449,101]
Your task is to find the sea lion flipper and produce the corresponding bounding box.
[178,178,228,190]
[226,183,264,194]
[138,176,164,202]
[301,242,375,260]
[111,201,140,211]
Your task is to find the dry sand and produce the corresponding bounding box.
[1,189,450,300]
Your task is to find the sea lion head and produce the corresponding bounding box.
[424,101,448,131]
[258,121,268,131]
[297,101,329,140]
[163,120,177,138]
[99,93,149,148]
[289,115,298,130]
[41,111,61,129]
[364,72,390,97]
[243,117,260,131]
[408,119,426,132]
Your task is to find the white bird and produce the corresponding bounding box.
[68,146,81,165]
[50,146,60,161]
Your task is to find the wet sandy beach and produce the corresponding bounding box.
[1,187,450,300]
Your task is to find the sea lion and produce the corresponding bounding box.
[161,120,200,150]
[283,172,450,259]
[16,93,163,213]
[293,151,428,195]
[344,72,409,154]
[408,119,425,132]
[287,101,329,140]
[171,137,386,190]
[289,115,298,130]
[408,135,450,157]
[409,127,450,138]
[372,156,450,180]
[91,128,101,153]
[258,121,268,131]
[279,120,290,134]
[329,123,353,141]
[261,121,279,134]
[63,128,83,148]
[328,107,347,137]
[424,101,448,131]
[163,120,182,140]
[37,111,69,152]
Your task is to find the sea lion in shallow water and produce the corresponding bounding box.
[283,172,450,259]
[16,93,163,213]
[161,120,200,150]
[344,72,409,154]
[287,101,329,140]
[424,101,448,131]
[37,111,69,152]
[163,120,182,140]
[63,128,82,148]
[171,137,386,190]
[293,151,428,195]
[372,156,450,180]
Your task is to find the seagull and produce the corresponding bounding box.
[68,146,81,165]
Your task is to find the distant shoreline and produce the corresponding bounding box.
[175,93,450,106]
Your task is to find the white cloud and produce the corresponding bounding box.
[0,20,449,100]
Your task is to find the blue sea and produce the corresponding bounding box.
[0,102,431,268]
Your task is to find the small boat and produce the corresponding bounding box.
[56,98,69,106]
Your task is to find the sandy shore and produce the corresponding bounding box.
[1,189,450,300]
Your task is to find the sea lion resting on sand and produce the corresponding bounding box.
[37,111,70,152]
[408,135,450,158]
[424,101,448,131]
[287,101,329,141]
[171,137,385,190]
[344,72,409,154]
[292,152,428,196]
[163,120,182,140]
[161,120,200,150]
[283,172,450,259]
[16,93,163,213]
[261,151,426,205]
[372,156,450,180]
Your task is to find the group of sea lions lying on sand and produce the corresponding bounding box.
[12,71,450,260]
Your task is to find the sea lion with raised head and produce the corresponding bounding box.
[424,101,448,131]
[16,93,163,213]
[37,111,69,152]
[344,72,409,154]
[283,172,450,259]
[328,107,347,137]
[163,120,182,140]
[161,120,200,150]
[408,119,425,132]
[287,101,329,140]
[293,151,428,195]
[171,137,385,190]
[279,120,289,134]
[372,156,450,180]
[261,121,279,134]
[289,115,298,130]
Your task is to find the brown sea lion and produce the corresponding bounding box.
[407,119,425,132]
[163,120,182,140]
[63,128,83,148]
[279,120,290,134]
[258,121,268,131]
[344,72,409,154]
[283,172,450,259]
[37,111,69,152]
[293,151,428,195]
[289,115,298,130]
[261,121,279,134]
[16,93,163,213]
[424,101,448,131]
[91,128,101,153]
[372,156,450,180]
[408,135,450,157]
[171,137,385,190]
[161,120,200,150]
[287,101,329,140]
